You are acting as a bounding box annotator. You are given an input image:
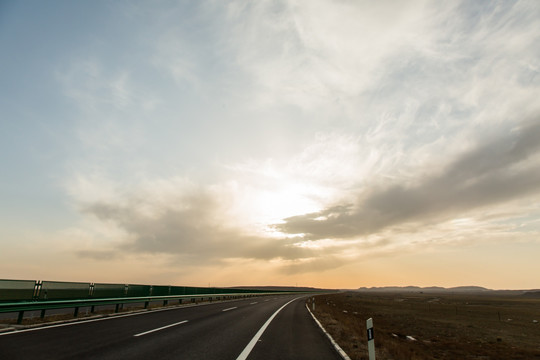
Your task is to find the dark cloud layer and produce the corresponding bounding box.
[79,191,313,264]
[275,120,540,240]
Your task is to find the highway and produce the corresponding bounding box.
[0,295,343,360]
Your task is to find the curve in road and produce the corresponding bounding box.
[0,295,344,360]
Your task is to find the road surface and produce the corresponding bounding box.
[0,295,343,360]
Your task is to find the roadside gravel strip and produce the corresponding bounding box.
[306,304,351,360]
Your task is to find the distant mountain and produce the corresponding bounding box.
[447,286,490,292]
[521,290,540,298]
[356,285,490,293]
[231,285,333,292]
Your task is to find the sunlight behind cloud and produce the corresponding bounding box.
[2,0,540,289]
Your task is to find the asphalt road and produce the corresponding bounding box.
[0,295,343,360]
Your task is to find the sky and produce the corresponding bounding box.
[1,0,540,290]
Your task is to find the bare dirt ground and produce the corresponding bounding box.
[310,292,540,360]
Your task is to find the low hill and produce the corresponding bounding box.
[521,290,540,298]
[231,285,333,292]
[356,285,490,293]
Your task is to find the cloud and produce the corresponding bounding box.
[57,60,142,112]
[77,249,118,261]
[72,177,318,266]
[53,0,540,283]
[275,120,540,240]
[222,0,435,112]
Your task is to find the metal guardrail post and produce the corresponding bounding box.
[74,307,79,317]
[40,309,46,319]
[33,281,42,300]
[17,311,24,324]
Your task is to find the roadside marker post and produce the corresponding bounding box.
[312,297,315,311]
[366,317,376,360]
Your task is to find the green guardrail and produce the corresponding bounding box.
[92,283,125,298]
[0,279,316,324]
[0,280,280,302]
[0,279,36,302]
[40,281,90,300]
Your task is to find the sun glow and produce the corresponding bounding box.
[226,159,336,235]
[256,184,322,221]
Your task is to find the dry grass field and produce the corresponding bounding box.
[310,292,540,360]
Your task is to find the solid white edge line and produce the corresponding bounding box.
[133,320,188,337]
[306,304,351,360]
[0,311,150,336]
[236,297,300,360]
[222,307,238,312]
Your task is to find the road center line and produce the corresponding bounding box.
[133,320,188,337]
[222,307,237,312]
[236,297,300,360]
[249,302,258,305]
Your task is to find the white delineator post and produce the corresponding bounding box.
[366,317,376,360]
